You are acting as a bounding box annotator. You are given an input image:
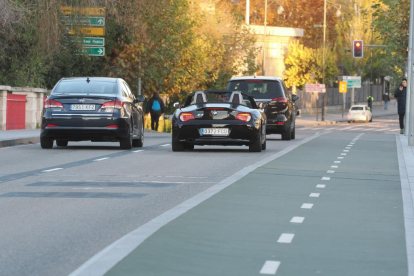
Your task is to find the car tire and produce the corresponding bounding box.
[41,137,54,149]
[348,120,351,123]
[291,125,296,140]
[249,126,263,152]
[281,124,291,141]
[56,140,68,147]
[261,137,266,150]
[369,117,373,122]
[120,124,133,150]
[185,144,194,150]
[133,124,144,147]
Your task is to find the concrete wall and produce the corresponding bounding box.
[0,86,47,130]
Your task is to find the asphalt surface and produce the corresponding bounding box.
[0,115,408,276]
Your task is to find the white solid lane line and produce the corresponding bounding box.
[277,233,295,243]
[133,150,144,153]
[322,177,330,180]
[316,184,326,188]
[301,203,314,209]
[327,170,335,173]
[260,261,281,275]
[309,193,320,197]
[93,157,109,162]
[160,144,171,147]
[42,168,63,173]
[290,217,305,223]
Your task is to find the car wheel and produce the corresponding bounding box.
[172,132,185,152]
[41,137,53,149]
[133,124,144,147]
[185,144,194,150]
[56,140,68,147]
[120,124,133,149]
[261,137,266,150]
[348,120,351,123]
[281,124,291,141]
[369,117,373,122]
[249,126,262,152]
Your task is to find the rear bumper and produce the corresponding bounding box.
[347,115,367,121]
[173,123,260,146]
[266,117,289,134]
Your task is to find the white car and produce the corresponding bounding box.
[347,105,372,123]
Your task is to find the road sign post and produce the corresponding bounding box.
[305,84,326,121]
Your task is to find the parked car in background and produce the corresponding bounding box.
[347,105,372,123]
[171,90,267,152]
[41,77,145,149]
[227,76,299,140]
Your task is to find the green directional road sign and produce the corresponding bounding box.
[346,80,361,88]
[83,37,104,46]
[61,16,105,26]
[84,47,105,56]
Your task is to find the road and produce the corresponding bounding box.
[0,115,408,276]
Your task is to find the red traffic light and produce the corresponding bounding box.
[353,40,363,58]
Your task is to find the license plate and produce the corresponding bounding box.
[70,104,95,111]
[200,128,229,136]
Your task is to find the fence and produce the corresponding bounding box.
[294,84,383,114]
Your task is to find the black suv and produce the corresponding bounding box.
[227,76,299,140]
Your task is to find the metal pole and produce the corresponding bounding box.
[370,25,373,97]
[262,0,267,76]
[408,0,414,143]
[321,0,327,121]
[246,0,250,25]
[342,93,345,118]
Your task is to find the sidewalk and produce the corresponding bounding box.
[0,101,399,148]
[296,99,398,127]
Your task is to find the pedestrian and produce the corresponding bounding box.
[383,83,390,110]
[394,78,407,134]
[146,91,165,131]
[366,95,374,111]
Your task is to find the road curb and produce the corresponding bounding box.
[0,137,40,148]
[296,112,397,128]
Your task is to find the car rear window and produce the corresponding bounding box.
[351,107,364,110]
[53,80,116,95]
[227,80,284,99]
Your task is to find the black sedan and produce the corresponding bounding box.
[41,77,145,149]
[171,90,266,152]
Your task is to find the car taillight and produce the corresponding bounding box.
[180,113,195,122]
[106,125,118,128]
[236,113,252,122]
[101,100,124,110]
[44,99,63,109]
[46,124,58,127]
[277,121,285,125]
[272,97,288,103]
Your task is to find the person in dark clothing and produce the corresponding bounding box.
[394,78,407,134]
[146,91,165,131]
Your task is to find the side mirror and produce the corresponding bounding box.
[292,94,299,101]
[173,102,180,109]
[136,95,145,103]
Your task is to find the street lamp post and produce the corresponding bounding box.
[322,0,327,121]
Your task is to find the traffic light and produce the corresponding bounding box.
[353,40,363,58]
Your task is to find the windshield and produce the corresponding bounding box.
[227,80,284,99]
[53,80,117,95]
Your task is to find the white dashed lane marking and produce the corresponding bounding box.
[321,177,330,180]
[301,203,314,209]
[331,165,338,168]
[277,233,295,243]
[341,153,347,156]
[327,170,335,173]
[290,217,305,223]
[316,184,326,188]
[334,161,341,163]
[260,261,281,275]
[160,144,171,147]
[343,150,349,152]
[309,193,320,197]
[93,157,109,162]
[338,157,344,159]
[42,168,63,173]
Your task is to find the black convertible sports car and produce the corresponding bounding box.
[171,90,267,152]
